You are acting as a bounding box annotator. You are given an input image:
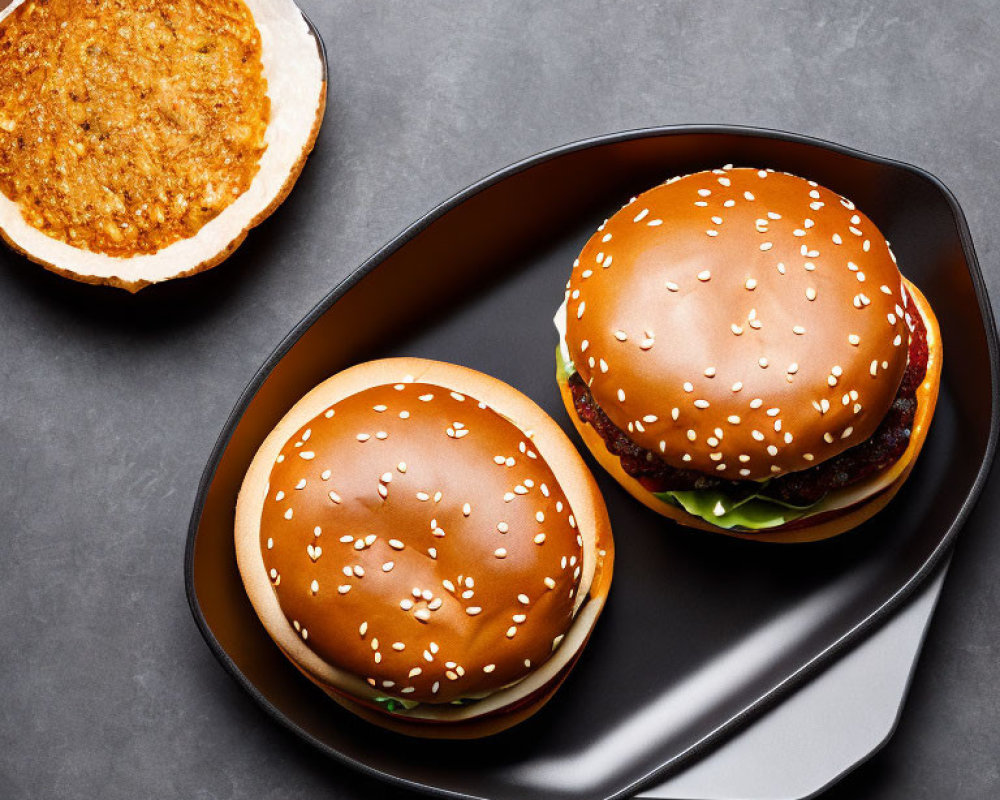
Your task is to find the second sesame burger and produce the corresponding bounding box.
[236,358,613,738]
[555,166,942,543]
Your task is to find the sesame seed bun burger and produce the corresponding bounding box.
[236,358,613,738]
[555,166,941,543]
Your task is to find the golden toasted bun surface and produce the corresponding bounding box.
[565,167,910,481]
[0,0,269,257]
[237,358,613,729]
[0,0,326,291]
[560,279,942,543]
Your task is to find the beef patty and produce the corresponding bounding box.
[568,305,929,507]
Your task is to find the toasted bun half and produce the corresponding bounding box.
[560,280,941,543]
[0,0,326,291]
[236,358,613,737]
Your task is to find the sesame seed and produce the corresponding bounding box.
[666,281,679,292]
[683,382,694,392]
[694,399,710,409]
[758,357,769,368]
[356,433,370,442]
[310,580,319,594]
[745,278,757,290]
[760,242,773,251]
[338,585,351,594]
[806,287,817,301]
[506,627,517,639]
[534,533,546,544]
[728,415,741,424]
[750,398,764,409]
[495,548,507,558]
[687,429,697,441]
[614,330,628,342]
[544,577,556,589]
[617,389,626,402]
[698,270,712,281]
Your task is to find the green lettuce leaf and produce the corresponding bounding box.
[654,489,815,531]
[373,696,421,713]
[556,343,574,383]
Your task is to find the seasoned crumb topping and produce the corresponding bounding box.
[0,0,270,257]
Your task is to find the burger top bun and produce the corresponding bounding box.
[237,359,607,708]
[565,167,912,481]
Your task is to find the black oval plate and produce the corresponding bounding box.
[185,126,998,800]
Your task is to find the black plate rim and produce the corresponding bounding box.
[184,123,1000,800]
[300,8,328,81]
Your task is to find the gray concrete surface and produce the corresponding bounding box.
[1,1,998,798]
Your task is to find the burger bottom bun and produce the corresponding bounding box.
[308,652,579,739]
[559,279,942,544]
[236,358,614,737]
